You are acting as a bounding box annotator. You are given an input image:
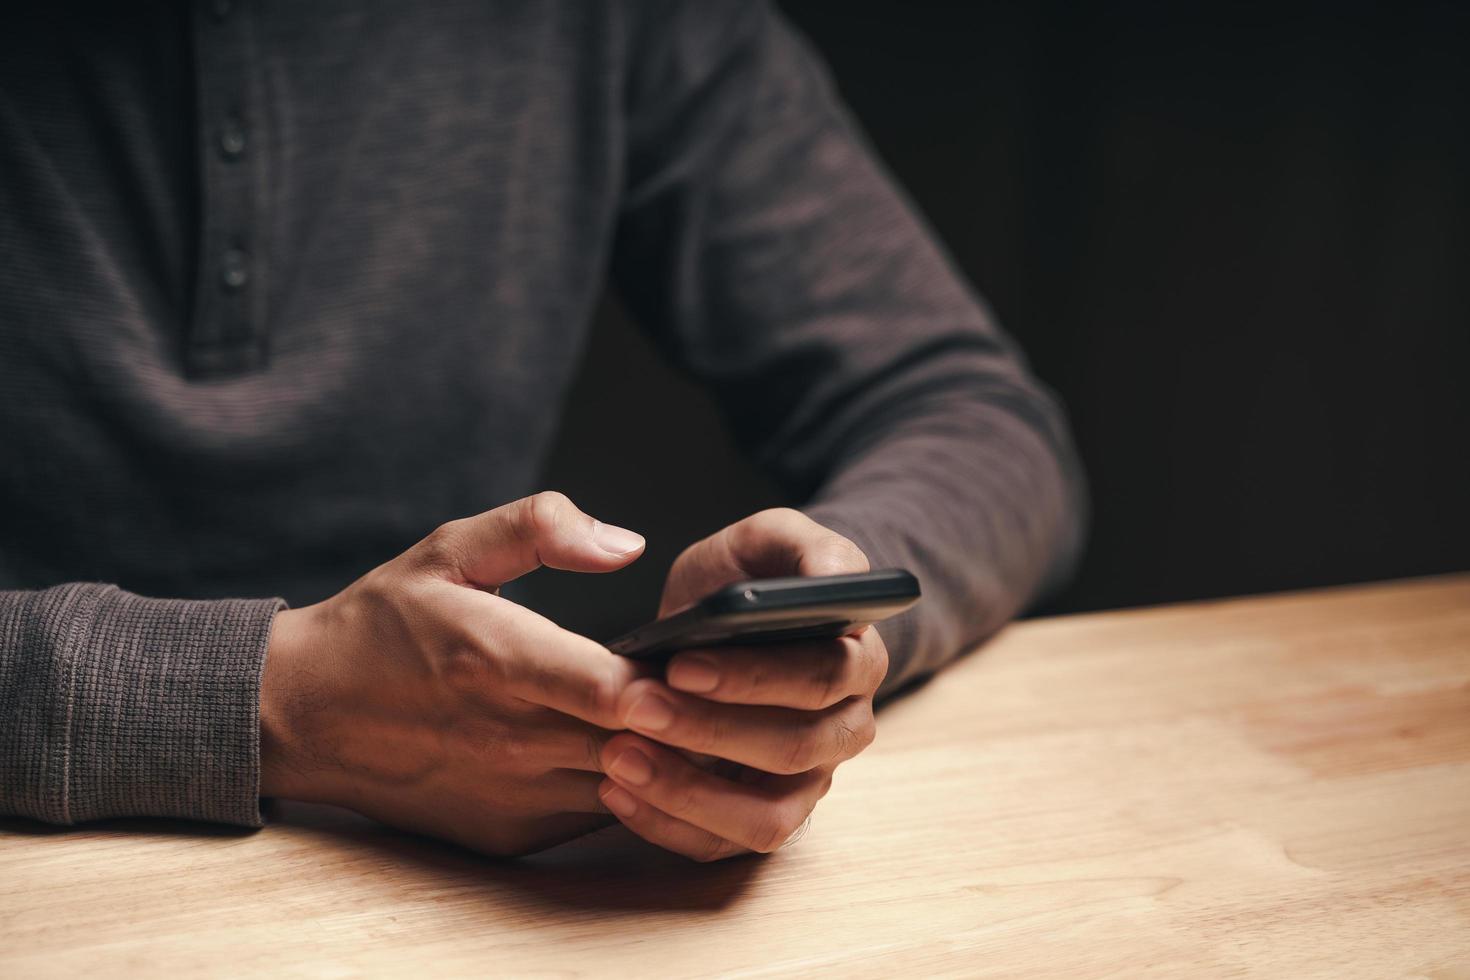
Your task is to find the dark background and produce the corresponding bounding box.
[516,0,1470,639]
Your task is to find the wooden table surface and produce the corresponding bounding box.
[3,575,1469,978]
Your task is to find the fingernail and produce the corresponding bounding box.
[628,693,675,731]
[668,656,720,693]
[610,748,654,786]
[601,785,638,818]
[592,520,645,556]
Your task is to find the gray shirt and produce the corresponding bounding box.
[0,1,1085,827]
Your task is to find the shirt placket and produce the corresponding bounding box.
[187,0,269,376]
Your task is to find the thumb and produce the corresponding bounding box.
[658,508,867,617]
[414,491,645,587]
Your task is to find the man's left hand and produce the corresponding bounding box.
[597,508,888,861]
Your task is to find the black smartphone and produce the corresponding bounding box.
[606,569,920,661]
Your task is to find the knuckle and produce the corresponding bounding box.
[779,727,821,775]
[527,490,573,537]
[866,635,890,691]
[418,520,466,572]
[751,819,787,854]
[836,536,870,572]
[582,663,624,728]
[459,715,520,770]
[350,567,405,621]
[618,677,666,727]
[752,506,801,531]
[826,702,875,762]
[425,519,459,546]
[583,728,612,771]
[814,650,851,709]
[441,627,496,690]
[752,803,804,853]
[831,717,860,761]
[732,507,798,551]
[599,732,642,772]
[808,536,868,577]
[840,705,878,757]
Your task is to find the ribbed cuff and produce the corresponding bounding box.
[1,583,283,826]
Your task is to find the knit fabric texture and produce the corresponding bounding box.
[0,1,1085,826]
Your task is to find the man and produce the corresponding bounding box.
[0,1,1085,861]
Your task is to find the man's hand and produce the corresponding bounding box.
[596,508,888,862]
[260,492,652,858]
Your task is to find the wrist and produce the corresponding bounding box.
[260,604,322,803]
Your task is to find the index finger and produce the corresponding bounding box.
[459,591,653,729]
[414,491,645,589]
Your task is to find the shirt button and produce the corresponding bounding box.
[220,249,250,291]
[219,120,247,160]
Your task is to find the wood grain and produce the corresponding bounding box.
[3,575,1468,978]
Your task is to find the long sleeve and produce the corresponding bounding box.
[611,1,1088,696]
[0,584,282,825]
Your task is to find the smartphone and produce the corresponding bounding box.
[606,569,920,661]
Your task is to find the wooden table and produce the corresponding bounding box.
[3,576,1468,978]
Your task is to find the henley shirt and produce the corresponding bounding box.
[0,0,1086,827]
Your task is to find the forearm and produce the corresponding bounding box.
[805,396,1086,698]
[610,1,1088,693]
[0,583,281,825]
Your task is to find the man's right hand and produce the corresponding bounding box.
[259,492,649,857]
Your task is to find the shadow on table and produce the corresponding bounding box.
[0,802,762,915]
[0,675,951,914]
[278,800,765,914]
